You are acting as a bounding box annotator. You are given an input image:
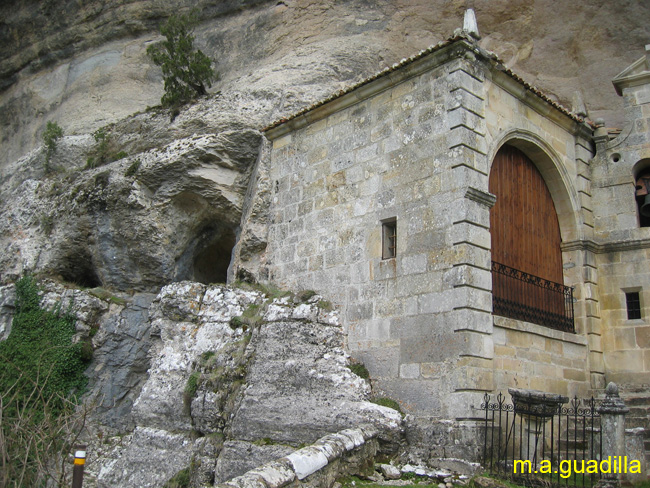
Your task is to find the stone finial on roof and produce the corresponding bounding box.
[571,90,588,118]
[463,9,481,40]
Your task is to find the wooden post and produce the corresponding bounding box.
[72,445,86,488]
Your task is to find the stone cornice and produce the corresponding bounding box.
[487,68,594,140]
[465,187,496,208]
[561,237,650,254]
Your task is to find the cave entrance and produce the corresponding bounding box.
[57,247,102,288]
[192,227,236,284]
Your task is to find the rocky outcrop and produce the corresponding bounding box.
[216,425,381,488]
[0,111,261,290]
[2,280,400,487]
[0,284,16,341]
[99,283,400,487]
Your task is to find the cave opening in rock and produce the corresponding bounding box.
[57,249,102,289]
[193,227,236,284]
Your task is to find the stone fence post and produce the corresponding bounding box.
[596,382,629,488]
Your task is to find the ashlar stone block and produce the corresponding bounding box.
[400,362,421,379]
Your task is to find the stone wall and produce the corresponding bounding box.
[493,317,590,398]
[261,36,596,425]
[591,47,650,390]
[264,40,491,421]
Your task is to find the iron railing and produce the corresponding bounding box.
[492,261,575,333]
[481,392,602,488]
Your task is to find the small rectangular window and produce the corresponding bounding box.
[625,291,642,320]
[382,219,397,259]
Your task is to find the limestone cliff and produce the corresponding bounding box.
[1,0,647,166]
[0,280,401,487]
[0,0,648,291]
[0,2,647,484]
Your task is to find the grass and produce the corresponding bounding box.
[371,397,403,415]
[317,299,333,311]
[252,437,275,446]
[87,287,127,305]
[183,372,201,413]
[125,159,141,177]
[349,361,370,379]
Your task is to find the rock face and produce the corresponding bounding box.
[0,1,647,290]
[2,280,401,487]
[0,111,261,290]
[1,0,648,166]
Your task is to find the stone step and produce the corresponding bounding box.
[622,396,650,407]
[625,418,649,430]
[627,406,650,418]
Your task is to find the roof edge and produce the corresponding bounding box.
[263,32,590,139]
[264,34,471,140]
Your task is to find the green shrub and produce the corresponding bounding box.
[229,315,245,330]
[183,372,201,412]
[297,289,317,302]
[200,350,216,363]
[252,437,275,446]
[0,276,89,416]
[349,361,370,379]
[147,11,217,109]
[317,299,333,311]
[125,159,141,177]
[39,213,54,236]
[0,275,91,486]
[229,303,264,330]
[164,467,191,488]
[42,121,64,172]
[86,127,126,168]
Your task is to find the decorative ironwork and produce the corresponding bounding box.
[492,261,575,333]
[482,391,602,488]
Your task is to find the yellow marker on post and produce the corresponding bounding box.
[74,450,86,465]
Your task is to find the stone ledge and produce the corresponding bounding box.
[216,424,379,488]
[494,316,588,346]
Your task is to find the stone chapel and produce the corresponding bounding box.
[238,12,650,460]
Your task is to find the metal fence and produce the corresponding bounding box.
[491,261,575,333]
[481,391,602,488]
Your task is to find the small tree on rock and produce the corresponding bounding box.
[42,121,63,173]
[147,12,217,108]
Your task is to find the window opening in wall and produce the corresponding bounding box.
[635,170,650,227]
[626,291,642,320]
[382,219,397,259]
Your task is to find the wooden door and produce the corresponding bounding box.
[489,145,568,328]
[489,145,563,282]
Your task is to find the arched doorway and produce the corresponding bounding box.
[489,144,574,332]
